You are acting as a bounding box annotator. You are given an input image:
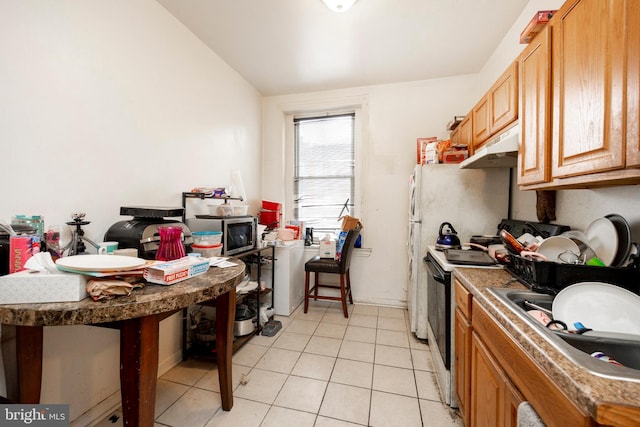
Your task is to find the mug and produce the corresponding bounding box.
[98,241,119,255]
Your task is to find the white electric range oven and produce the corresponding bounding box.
[424,220,570,408]
[424,246,502,408]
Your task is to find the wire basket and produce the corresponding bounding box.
[189,318,216,350]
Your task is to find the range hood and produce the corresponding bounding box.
[460,123,519,169]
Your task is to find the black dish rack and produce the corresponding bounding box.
[506,254,640,296]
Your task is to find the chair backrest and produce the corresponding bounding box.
[338,227,361,273]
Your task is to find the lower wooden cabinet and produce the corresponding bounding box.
[470,332,523,427]
[453,279,594,427]
[454,308,472,427]
[471,301,594,427]
[504,379,525,427]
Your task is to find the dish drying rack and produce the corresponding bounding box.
[507,254,640,295]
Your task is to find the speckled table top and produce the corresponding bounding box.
[453,267,640,422]
[0,261,245,326]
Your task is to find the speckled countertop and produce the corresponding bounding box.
[0,261,245,326]
[453,267,640,423]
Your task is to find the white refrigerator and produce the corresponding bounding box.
[407,164,511,339]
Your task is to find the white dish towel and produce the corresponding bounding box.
[517,402,546,427]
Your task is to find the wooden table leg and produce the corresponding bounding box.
[216,288,235,411]
[16,325,43,404]
[120,315,159,427]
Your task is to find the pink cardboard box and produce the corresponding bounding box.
[9,235,41,274]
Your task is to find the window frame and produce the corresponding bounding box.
[284,104,364,240]
[293,112,356,236]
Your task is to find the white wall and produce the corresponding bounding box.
[0,0,262,422]
[263,74,480,306]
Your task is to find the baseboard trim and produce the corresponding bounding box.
[159,349,184,376]
[71,391,121,427]
[353,298,406,308]
[71,350,183,426]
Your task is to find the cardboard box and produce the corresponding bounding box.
[520,10,557,44]
[417,137,437,165]
[9,235,41,274]
[0,271,89,304]
[319,239,336,259]
[143,256,210,285]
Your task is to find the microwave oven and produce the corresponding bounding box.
[186,216,257,256]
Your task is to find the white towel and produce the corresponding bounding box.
[517,402,546,427]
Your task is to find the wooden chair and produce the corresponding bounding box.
[304,227,360,318]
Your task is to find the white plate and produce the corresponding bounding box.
[585,217,618,266]
[56,254,147,272]
[552,282,640,335]
[536,236,580,263]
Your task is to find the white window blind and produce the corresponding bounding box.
[294,113,355,235]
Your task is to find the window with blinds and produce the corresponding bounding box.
[294,113,355,236]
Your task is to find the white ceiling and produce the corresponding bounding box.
[156,0,529,96]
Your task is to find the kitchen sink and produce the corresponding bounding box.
[488,288,640,382]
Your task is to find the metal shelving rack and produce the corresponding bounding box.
[181,245,275,361]
[180,191,276,361]
[181,192,243,223]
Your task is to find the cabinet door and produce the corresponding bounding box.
[472,96,491,148]
[470,332,504,427]
[627,0,640,167]
[504,379,525,427]
[490,61,518,135]
[451,126,461,147]
[551,0,626,178]
[454,308,472,427]
[518,26,551,185]
[459,115,473,154]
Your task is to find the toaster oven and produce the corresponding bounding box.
[104,207,193,259]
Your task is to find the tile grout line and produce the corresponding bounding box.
[147,303,438,427]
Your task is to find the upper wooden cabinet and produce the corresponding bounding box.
[518,0,640,189]
[518,26,551,186]
[472,62,519,150]
[490,62,519,136]
[472,96,491,148]
[627,0,640,168]
[551,0,626,178]
[452,114,474,154]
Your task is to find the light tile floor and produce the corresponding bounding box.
[96,301,464,427]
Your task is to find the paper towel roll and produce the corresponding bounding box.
[230,170,247,201]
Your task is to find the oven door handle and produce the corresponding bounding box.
[424,257,446,284]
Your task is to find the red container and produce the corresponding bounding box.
[520,10,556,44]
[285,225,300,239]
[262,200,282,212]
[259,209,281,228]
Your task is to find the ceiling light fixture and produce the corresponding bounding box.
[322,0,358,13]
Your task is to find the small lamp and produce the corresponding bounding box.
[322,0,358,13]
